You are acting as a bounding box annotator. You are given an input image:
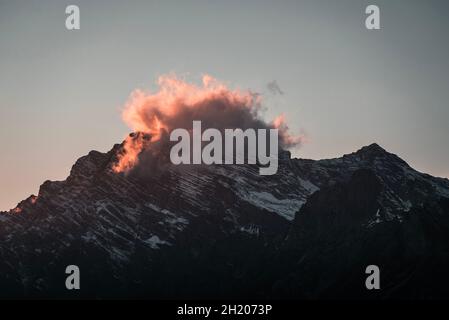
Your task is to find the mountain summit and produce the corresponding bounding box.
[0,141,448,299]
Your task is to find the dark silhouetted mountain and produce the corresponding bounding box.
[0,139,448,299]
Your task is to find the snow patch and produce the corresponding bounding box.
[144,235,171,249]
[298,178,319,193]
[240,225,260,236]
[237,191,304,221]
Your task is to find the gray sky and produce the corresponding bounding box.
[1,0,448,210]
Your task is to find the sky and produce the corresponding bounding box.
[1,0,448,210]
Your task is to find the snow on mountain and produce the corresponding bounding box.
[0,140,448,298]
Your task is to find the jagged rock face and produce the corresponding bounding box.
[278,170,449,299]
[0,142,448,298]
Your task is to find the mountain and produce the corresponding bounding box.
[1,137,449,299]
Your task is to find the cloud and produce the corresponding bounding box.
[267,80,284,95]
[113,74,302,173]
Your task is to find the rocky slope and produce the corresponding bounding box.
[0,138,448,299]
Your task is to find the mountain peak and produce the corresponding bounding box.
[2,136,449,299]
[357,143,387,155]
[350,143,397,161]
[335,143,411,169]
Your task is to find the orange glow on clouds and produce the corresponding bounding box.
[113,74,303,173]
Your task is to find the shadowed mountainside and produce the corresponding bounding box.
[1,138,448,299]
